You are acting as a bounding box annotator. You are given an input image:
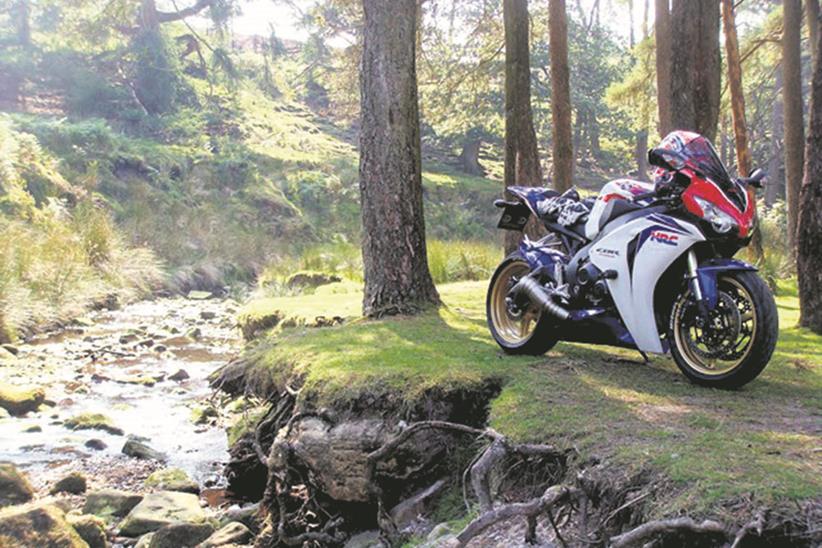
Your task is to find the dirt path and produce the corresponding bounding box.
[0,295,241,495]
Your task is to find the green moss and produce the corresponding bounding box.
[241,278,821,512]
[64,412,124,435]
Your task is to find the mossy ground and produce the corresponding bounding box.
[238,278,821,512]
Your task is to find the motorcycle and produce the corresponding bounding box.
[487,131,778,389]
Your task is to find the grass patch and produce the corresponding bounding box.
[239,277,821,511]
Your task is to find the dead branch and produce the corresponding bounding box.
[730,512,766,548]
[470,437,507,513]
[609,517,730,548]
[454,485,580,545]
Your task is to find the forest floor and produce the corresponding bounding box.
[234,278,821,543]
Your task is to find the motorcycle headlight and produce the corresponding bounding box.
[693,196,738,234]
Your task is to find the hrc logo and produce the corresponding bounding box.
[650,231,679,246]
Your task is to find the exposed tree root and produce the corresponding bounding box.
[455,484,581,545]
[365,420,568,545]
[608,517,730,547]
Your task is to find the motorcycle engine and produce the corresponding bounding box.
[572,260,610,306]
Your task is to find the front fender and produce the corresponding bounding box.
[696,258,757,308]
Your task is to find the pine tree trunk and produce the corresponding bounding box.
[797,10,822,334]
[459,138,485,176]
[808,0,820,67]
[722,0,764,261]
[766,65,784,207]
[359,0,439,317]
[670,0,721,142]
[14,0,30,46]
[634,129,649,180]
[783,0,804,251]
[503,0,544,255]
[550,0,574,192]
[655,0,673,136]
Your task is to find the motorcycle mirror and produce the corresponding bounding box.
[648,148,684,171]
[740,168,766,188]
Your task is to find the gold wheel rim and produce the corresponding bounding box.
[673,277,756,376]
[490,261,541,345]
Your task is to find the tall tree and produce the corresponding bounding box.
[670,0,721,141]
[767,65,784,207]
[503,0,544,254]
[783,0,803,250]
[359,0,439,317]
[654,0,673,136]
[722,0,764,261]
[808,0,820,67]
[798,5,822,334]
[549,0,574,192]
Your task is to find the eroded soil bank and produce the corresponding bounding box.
[213,358,822,548]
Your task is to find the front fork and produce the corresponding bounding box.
[686,250,709,316]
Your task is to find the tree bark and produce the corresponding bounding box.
[503,0,545,255]
[722,0,764,261]
[358,0,440,317]
[783,0,804,251]
[808,0,820,67]
[766,65,784,207]
[550,0,574,192]
[634,129,649,180]
[655,0,673,136]
[670,0,721,142]
[459,138,485,176]
[14,0,30,46]
[797,7,822,333]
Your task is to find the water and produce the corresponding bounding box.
[0,297,241,492]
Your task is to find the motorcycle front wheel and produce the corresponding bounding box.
[486,255,558,355]
[669,271,778,389]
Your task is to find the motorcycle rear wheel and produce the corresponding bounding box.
[486,255,558,355]
[669,271,778,389]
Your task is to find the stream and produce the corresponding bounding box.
[0,295,241,496]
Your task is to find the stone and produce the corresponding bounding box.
[50,471,88,495]
[135,532,155,548]
[0,503,87,547]
[187,291,213,301]
[0,408,9,420]
[186,327,202,340]
[199,311,216,320]
[220,503,259,531]
[343,530,381,548]
[118,491,207,537]
[192,405,219,425]
[197,521,252,547]
[148,522,214,548]
[285,271,341,291]
[0,384,46,416]
[169,369,190,382]
[389,479,447,529]
[119,334,139,345]
[83,489,143,518]
[123,438,167,462]
[66,513,107,548]
[65,412,124,436]
[0,347,16,361]
[145,468,199,494]
[1,344,18,355]
[0,462,34,507]
[85,438,107,451]
[24,424,42,432]
[277,417,389,502]
[425,522,454,543]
